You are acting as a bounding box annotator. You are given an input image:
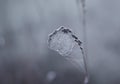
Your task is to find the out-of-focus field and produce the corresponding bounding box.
[0,0,120,84]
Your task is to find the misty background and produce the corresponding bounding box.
[0,0,120,84]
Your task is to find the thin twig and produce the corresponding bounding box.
[80,47,89,84]
[81,0,89,84]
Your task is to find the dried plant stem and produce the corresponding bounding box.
[81,0,89,84]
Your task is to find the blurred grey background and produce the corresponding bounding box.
[0,0,120,84]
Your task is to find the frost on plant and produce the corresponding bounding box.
[48,26,85,71]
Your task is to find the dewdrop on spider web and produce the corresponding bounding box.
[48,26,82,56]
[48,26,86,72]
